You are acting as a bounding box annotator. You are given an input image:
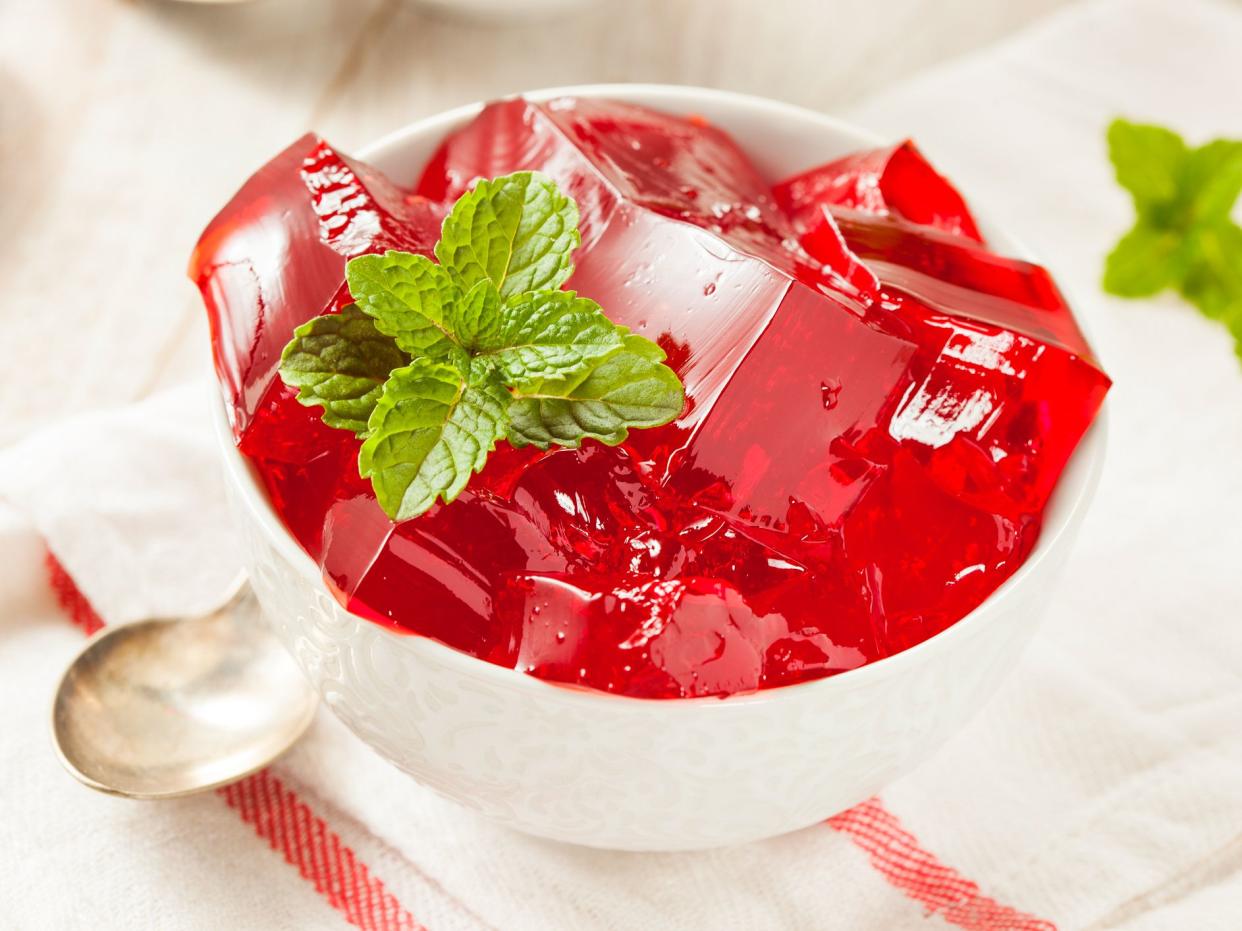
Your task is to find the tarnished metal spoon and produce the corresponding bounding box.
[51,578,317,799]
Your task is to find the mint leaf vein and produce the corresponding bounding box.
[435,172,580,299]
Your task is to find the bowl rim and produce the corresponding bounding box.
[215,82,1108,710]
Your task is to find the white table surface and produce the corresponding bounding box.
[0,0,1077,447]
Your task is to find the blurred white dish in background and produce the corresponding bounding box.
[412,0,602,20]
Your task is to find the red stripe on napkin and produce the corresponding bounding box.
[45,552,428,931]
[829,797,1056,930]
[47,553,104,636]
[220,770,426,931]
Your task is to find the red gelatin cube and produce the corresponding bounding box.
[774,140,983,243]
[840,446,1039,653]
[417,97,805,282]
[797,208,881,297]
[661,280,917,532]
[190,135,442,438]
[827,208,1097,362]
[791,207,1111,516]
[504,565,875,698]
[503,574,776,698]
[339,491,550,661]
[889,302,1110,516]
[238,379,363,556]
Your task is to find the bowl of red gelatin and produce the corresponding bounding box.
[197,84,1109,851]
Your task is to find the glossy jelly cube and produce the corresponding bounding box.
[190,135,442,437]
[799,207,1110,515]
[829,208,1096,360]
[839,445,1041,654]
[237,379,363,556]
[418,97,797,273]
[500,574,783,698]
[774,140,983,242]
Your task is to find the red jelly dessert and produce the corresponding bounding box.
[192,97,1109,699]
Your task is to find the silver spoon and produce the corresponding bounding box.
[50,577,318,799]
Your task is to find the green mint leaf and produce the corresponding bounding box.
[1102,222,1186,298]
[435,172,580,299]
[507,334,684,449]
[1105,119,1242,368]
[475,290,624,388]
[359,359,509,521]
[278,304,408,436]
[346,251,459,357]
[445,279,503,351]
[1180,222,1242,321]
[612,327,667,361]
[1183,139,1242,225]
[1108,119,1187,208]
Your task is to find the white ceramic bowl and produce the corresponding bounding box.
[216,84,1106,852]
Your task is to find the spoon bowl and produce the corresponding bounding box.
[51,582,318,799]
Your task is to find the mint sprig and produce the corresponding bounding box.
[279,171,685,522]
[1104,119,1242,359]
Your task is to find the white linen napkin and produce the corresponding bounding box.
[4,0,1242,927]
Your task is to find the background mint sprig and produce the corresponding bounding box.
[279,171,685,522]
[1104,118,1242,360]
